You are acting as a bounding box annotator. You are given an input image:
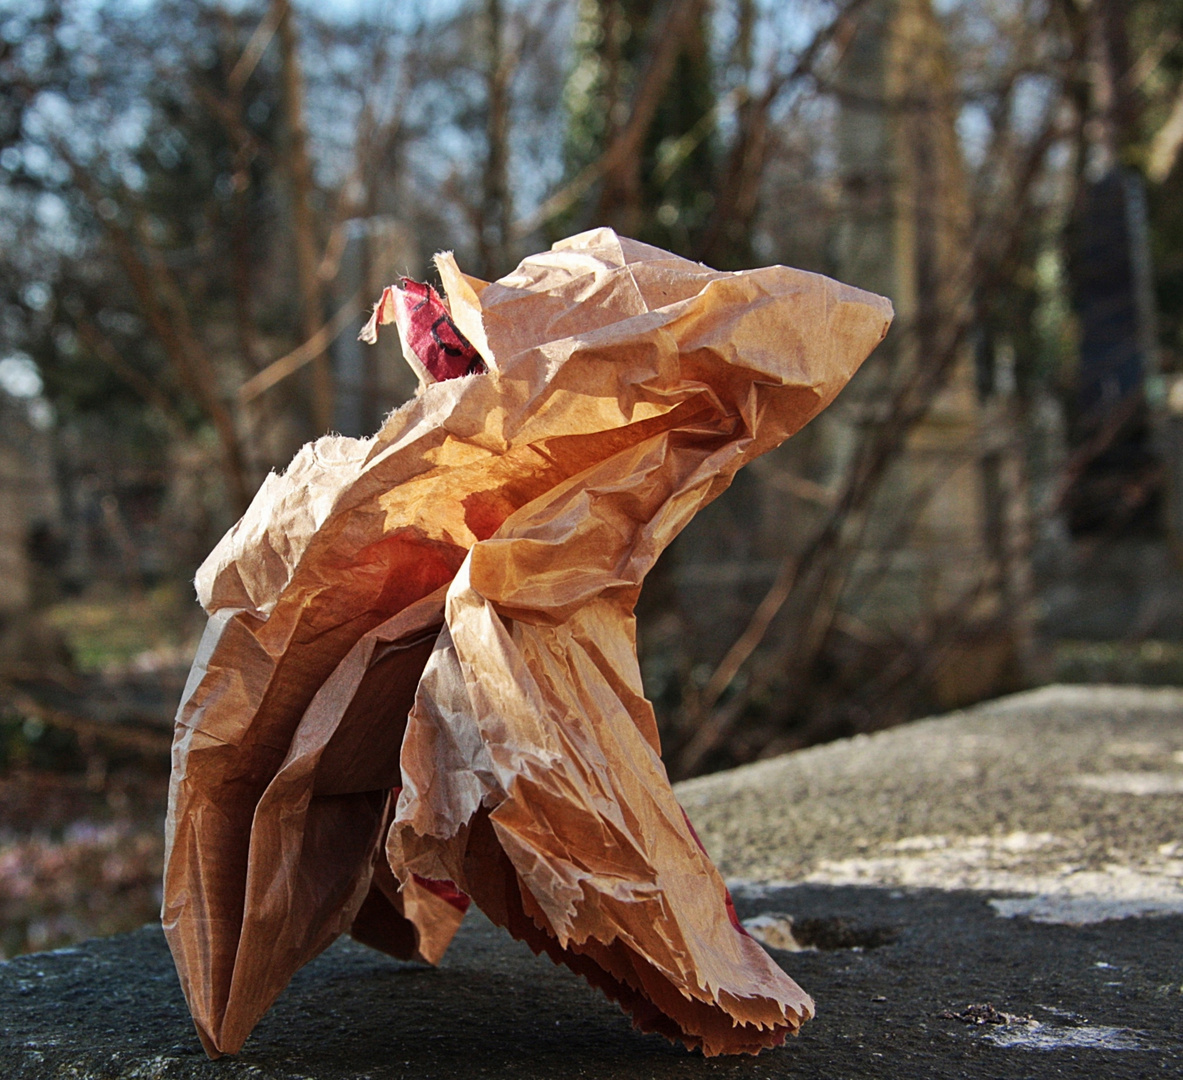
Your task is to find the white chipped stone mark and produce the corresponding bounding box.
[785,831,1183,924]
[1107,740,1169,757]
[989,895,1183,924]
[742,914,811,952]
[984,1022,1152,1051]
[1072,772,1183,796]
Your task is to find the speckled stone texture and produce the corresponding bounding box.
[2,685,1181,1078]
[681,685,1183,916]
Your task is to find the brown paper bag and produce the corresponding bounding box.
[163,228,892,1057]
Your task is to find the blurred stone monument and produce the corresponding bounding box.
[668,0,1026,707]
[823,0,990,637]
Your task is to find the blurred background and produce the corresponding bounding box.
[2,0,1182,958]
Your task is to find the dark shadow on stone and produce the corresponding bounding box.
[2,885,1182,1078]
[791,916,898,951]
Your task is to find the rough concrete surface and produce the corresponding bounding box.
[2,685,1181,1078]
[680,684,1183,923]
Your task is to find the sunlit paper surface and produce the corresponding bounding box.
[163,229,892,1057]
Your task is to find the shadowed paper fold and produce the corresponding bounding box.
[163,228,892,1057]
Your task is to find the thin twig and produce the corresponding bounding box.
[238,293,362,403]
[1,683,172,757]
[228,2,284,92]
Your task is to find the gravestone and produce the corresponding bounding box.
[823,0,990,632]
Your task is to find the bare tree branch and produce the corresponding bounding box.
[58,146,253,512]
[229,1,284,93]
[238,294,362,403]
[511,0,707,238]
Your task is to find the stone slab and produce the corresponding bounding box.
[2,685,1181,1078]
[2,891,1179,1079]
[681,684,1183,921]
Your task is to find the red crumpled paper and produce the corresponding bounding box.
[163,228,892,1058]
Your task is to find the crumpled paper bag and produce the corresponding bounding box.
[163,228,892,1058]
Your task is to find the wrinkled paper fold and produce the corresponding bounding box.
[164,228,892,1057]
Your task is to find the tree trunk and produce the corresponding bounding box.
[479,0,514,278]
[275,0,333,434]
